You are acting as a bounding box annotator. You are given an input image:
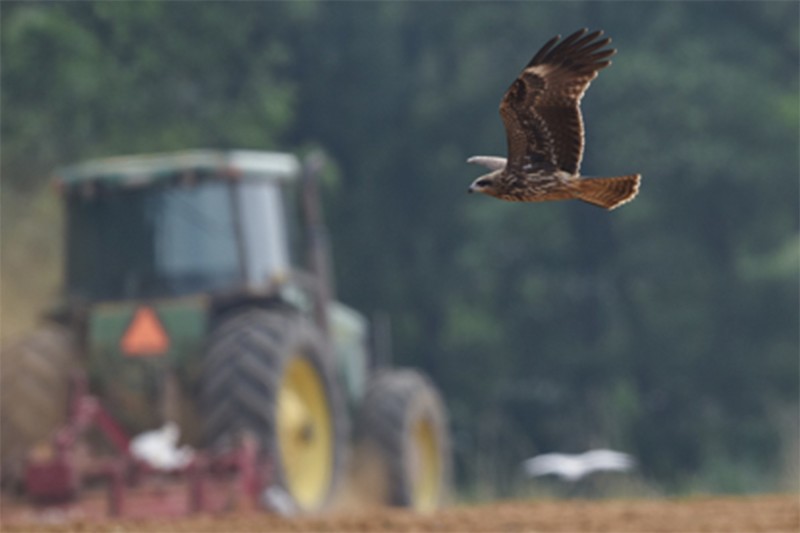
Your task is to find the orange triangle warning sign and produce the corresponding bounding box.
[120,307,170,356]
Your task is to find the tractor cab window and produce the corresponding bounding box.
[237,179,290,287]
[66,178,290,302]
[157,183,242,293]
[67,182,240,301]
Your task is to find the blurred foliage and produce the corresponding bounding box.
[1,1,797,494]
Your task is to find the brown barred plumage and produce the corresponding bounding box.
[467,29,641,210]
[571,174,642,209]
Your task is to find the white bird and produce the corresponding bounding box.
[129,421,194,471]
[522,449,635,482]
[261,485,297,517]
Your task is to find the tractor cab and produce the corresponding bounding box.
[58,150,300,304]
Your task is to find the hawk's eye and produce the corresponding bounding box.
[476,179,492,187]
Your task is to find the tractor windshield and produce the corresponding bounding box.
[66,180,289,302]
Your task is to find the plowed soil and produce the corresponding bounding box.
[2,494,798,532]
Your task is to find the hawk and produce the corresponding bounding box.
[467,29,641,209]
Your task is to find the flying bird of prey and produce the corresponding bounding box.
[522,449,635,482]
[467,29,641,209]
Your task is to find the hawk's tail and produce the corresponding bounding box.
[574,174,641,210]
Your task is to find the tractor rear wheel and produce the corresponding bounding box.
[202,308,347,513]
[356,369,451,511]
[0,324,77,488]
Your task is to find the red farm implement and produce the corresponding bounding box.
[4,372,269,524]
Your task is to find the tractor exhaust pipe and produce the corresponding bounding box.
[300,151,334,340]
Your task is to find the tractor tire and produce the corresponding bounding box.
[202,308,347,513]
[356,368,451,511]
[0,324,77,488]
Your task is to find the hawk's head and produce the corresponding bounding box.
[467,155,507,197]
[468,171,503,197]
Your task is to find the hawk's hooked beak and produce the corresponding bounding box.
[469,174,496,195]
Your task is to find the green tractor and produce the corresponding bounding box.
[1,150,450,513]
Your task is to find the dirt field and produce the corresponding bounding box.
[2,493,798,532]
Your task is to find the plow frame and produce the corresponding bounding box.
[19,372,271,522]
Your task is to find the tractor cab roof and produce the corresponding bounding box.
[56,150,300,190]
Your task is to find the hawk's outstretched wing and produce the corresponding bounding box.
[499,29,616,175]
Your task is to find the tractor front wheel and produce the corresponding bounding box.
[356,369,451,511]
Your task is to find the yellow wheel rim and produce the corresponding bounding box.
[410,415,441,512]
[277,356,333,510]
